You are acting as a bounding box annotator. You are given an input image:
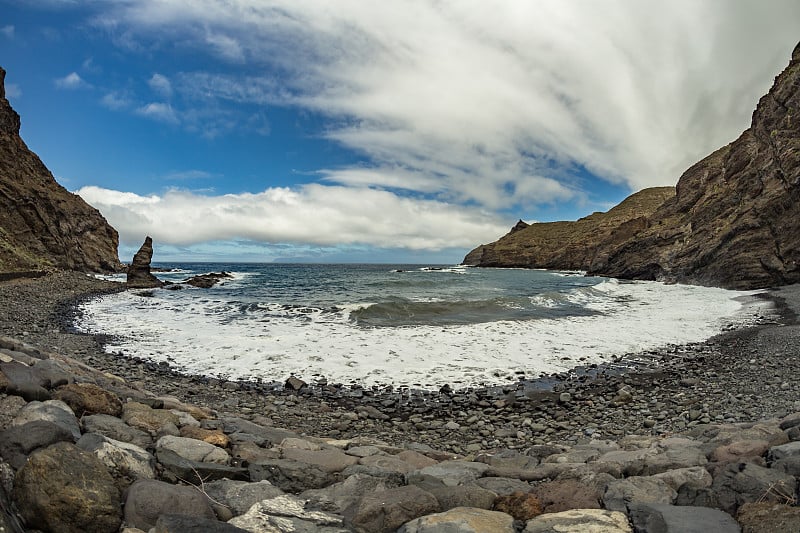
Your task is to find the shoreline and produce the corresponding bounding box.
[2,271,798,453]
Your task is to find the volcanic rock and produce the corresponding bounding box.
[184,271,233,288]
[126,236,163,288]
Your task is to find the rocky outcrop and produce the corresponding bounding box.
[462,187,675,270]
[465,42,800,290]
[0,67,120,274]
[126,236,162,288]
[590,42,800,289]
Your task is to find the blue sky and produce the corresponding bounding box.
[2,1,799,263]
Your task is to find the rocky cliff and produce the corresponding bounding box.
[0,67,120,274]
[462,187,675,270]
[466,42,800,290]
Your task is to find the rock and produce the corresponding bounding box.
[345,485,440,533]
[529,479,602,513]
[710,440,770,464]
[156,435,230,464]
[409,460,490,487]
[13,442,121,533]
[248,458,337,492]
[285,375,308,391]
[523,509,632,533]
[229,494,347,532]
[641,446,708,475]
[602,476,677,512]
[221,416,298,447]
[397,449,439,469]
[77,432,156,486]
[123,401,180,433]
[0,66,121,273]
[123,479,216,531]
[184,271,234,288]
[156,449,248,484]
[493,490,543,520]
[82,413,152,449]
[475,476,532,496]
[426,483,497,511]
[736,502,800,533]
[710,462,797,515]
[771,455,800,477]
[54,382,123,417]
[0,394,26,429]
[399,507,516,533]
[231,441,281,464]
[282,447,359,473]
[1,361,49,389]
[360,454,418,474]
[179,425,230,447]
[302,473,403,514]
[203,479,285,516]
[651,466,713,492]
[628,503,740,533]
[127,236,163,288]
[153,514,249,533]
[768,441,800,462]
[11,399,80,440]
[346,445,386,458]
[0,420,74,469]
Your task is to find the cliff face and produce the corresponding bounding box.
[0,67,120,273]
[463,187,675,270]
[590,42,800,289]
[466,42,800,290]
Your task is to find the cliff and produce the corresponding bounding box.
[0,67,120,274]
[462,187,675,270]
[466,42,800,290]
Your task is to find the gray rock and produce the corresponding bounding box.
[359,454,418,474]
[11,399,80,440]
[651,466,712,492]
[602,476,677,512]
[1,361,49,388]
[710,462,797,515]
[124,479,216,530]
[409,460,489,487]
[156,435,230,464]
[156,449,249,484]
[302,473,402,513]
[346,445,386,458]
[14,441,122,533]
[524,509,632,532]
[399,507,516,532]
[628,503,740,533]
[475,476,531,496]
[221,417,298,446]
[229,494,348,533]
[77,432,156,485]
[30,359,72,388]
[203,479,285,516]
[282,447,359,473]
[345,485,440,533]
[529,479,602,513]
[0,420,74,469]
[768,441,800,462]
[154,514,249,533]
[771,455,800,477]
[340,464,407,486]
[82,413,152,449]
[249,458,336,493]
[640,446,708,475]
[426,483,497,511]
[0,395,26,430]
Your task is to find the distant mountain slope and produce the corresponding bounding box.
[0,67,120,273]
[462,186,675,270]
[465,41,800,290]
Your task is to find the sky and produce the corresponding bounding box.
[2,1,799,264]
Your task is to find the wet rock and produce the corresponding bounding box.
[345,485,440,533]
[248,458,336,493]
[399,507,515,533]
[82,413,152,449]
[523,509,632,533]
[11,399,80,440]
[13,442,121,533]
[0,420,74,469]
[54,382,122,417]
[184,271,233,289]
[628,503,740,533]
[228,494,347,532]
[736,502,800,533]
[127,236,163,288]
[123,479,215,531]
[602,476,677,512]
[203,479,285,517]
[493,490,543,520]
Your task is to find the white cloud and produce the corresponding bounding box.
[76,184,509,250]
[0,25,13,39]
[94,0,800,213]
[55,71,90,89]
[100,91,131,110]
[136,102,179,124]
[5,83,21,99]
[148,73,172,98]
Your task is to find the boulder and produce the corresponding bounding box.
[602,476,677,512]
[156,449,248,484]
[153,514,249,533]
[203,479,285,517]
[0,395,26,429]
[11,399,80,440]
[228,494,347,532]
[710,462,797,515]
[425,483,497,511]
[0,420,74,469]
[248,458,336,493]
[523,509,632,533]
[399,507,516,533]
[81,413,152,449]
[493,490,543,520]
[184,271,233,288]
[13,442,121,533]
[710,440,770,464]
[123,479,215,531]
[123,402,180,433]
[126,236,163,288]
[651,466,713,492]
[736,502,800,533]
[475,476,532,497]
[220,416,298,447]
[77,433,156,486]
[282,447,359,473]
[302,473,403,514]
[54,382,122,417]
[768,441,800,462]
[529,479,602,513]
[180,426,229,448]
[345,485,440,533]
[360,454,418,474]
[156,435,230,464]
[409,460,490,487]
[628,503,740,533]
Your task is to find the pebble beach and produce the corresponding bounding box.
[1,271,800,532]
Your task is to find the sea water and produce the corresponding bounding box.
[76,264,769,389]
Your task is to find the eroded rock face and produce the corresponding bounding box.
[126,236,163,288]
[0,67,120,274]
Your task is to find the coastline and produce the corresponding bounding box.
[1,271,797,452]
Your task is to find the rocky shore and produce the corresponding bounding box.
[1,272,799,532]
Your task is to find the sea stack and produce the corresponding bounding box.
[126,236,162,288]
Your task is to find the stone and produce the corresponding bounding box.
[651,466,713,492]
[302,473,403,514]
[127,236,163,288]
[81,413,152,449]
[123,479,215,531]
[523,509,632,533]
[602,476,677,512]
[0,394,26,429]
[229,494,348,532]
[1,360,49,389]
[736,502,800,533]
[345,485,440,533]
[156,435,230,464]
[426,483,497,511]
[768,441,800,462]
[629,503,740,533]
[282,447,359,473]
[397,449,439,469]
[0,420,74,469]
[154,514,249,533]
[399,507,516,533]
[710,462,797,515]
[410,460,490,487]
[184,271,234,289]
[249,458,337,492]
[771,455,800,477]
[156,449,248,484]
[221,416,298,447]
[475,476,532,496]
[11,399,80,440]
[285,375,308,391]
[493,490,543,520]
[710,440,770,463]
[639,446,708,475]
[204,479,285,517]
[77,432,156,485]
[529,479,602,513]
[54,382,122,417]
[281,437,323,450]
[231,441,281,464]
[123,402,181,433]
[360,454,418,474]
[13,442,121,533]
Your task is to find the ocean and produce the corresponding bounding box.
[75,263,768,390]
